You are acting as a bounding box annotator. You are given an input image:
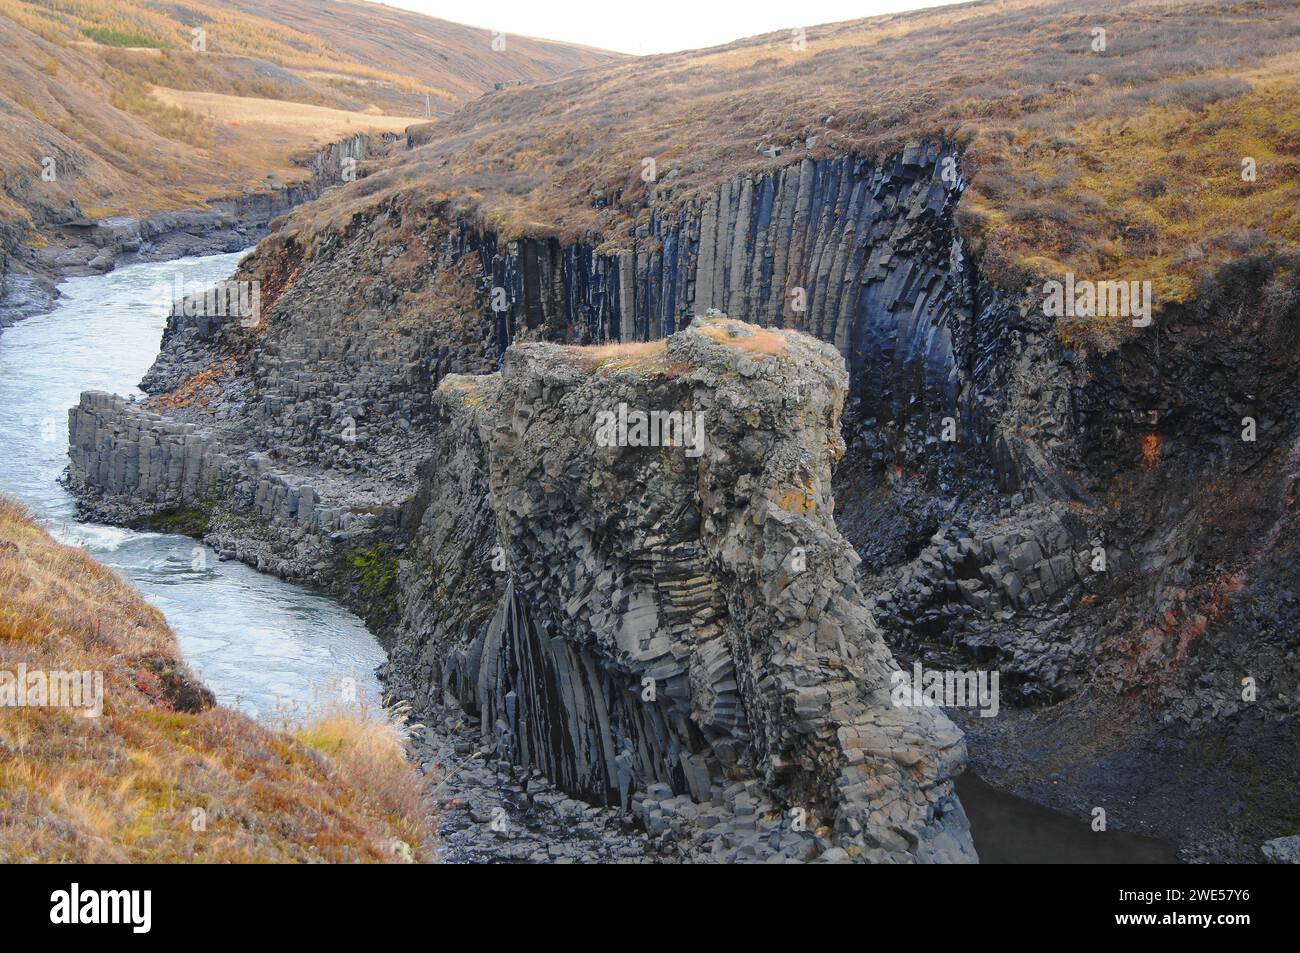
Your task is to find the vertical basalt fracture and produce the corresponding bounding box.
[401,319,976,862]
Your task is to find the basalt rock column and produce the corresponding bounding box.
[393,316,976,862]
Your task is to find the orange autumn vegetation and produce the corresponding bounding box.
[148,357,238,411]
[694,319,789,357]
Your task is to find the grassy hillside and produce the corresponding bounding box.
[200,0,617,103]
[0,0,619,237]
[296,0,1298,326]
[0,496,431,862]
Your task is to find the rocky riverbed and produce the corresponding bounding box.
[411,697,830,864]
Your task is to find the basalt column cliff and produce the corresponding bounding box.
[389,318,976,862]
[65,126,1300,861]
[66,144,976,626]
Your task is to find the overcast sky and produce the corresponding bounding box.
[379,0,966,55]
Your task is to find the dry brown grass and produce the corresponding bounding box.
[2,0,616,97]
[111,76,214,150]
[0,495,433,863]
[563,338,679,375]
[574,340,668,363]
[558,318,789,373]
[152,88,423,142]
[293,705,428,846]
[694,319,788,357]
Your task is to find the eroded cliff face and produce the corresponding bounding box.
[440,146,974,441]
[68,144,978,626]
[388,318,974,862]
[65,139,1300,859]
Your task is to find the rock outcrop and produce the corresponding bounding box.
[1263,835,1300,864]
[69,311,980,862]
[69,145,977,612]
[389,317,975,862]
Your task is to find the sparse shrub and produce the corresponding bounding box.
[1214,229,1271,255]
[108,76,214,149]
[1164,77,1250,111]
[294,703,429,853]
[81,26,169,49]
[347,543,400,628]
[1136,175,1167,199]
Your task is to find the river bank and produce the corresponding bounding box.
[0,252,386,720]
[0,494,431,863]
[0,186,308,330]
[0,132,384,332]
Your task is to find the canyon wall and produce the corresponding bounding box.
[457,145,979,448]
[65,140,1300,859]
[70,143,1001,609]
[68,141,1075,665]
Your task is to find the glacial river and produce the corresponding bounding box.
[0,252,385,722]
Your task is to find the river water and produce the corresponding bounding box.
[0,252,385,722]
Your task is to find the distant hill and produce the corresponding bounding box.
[203,0,616,104]
[0,0,619,240]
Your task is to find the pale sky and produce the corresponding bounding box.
[378,0,967,55]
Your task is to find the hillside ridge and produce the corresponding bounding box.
[0,0,619,318]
